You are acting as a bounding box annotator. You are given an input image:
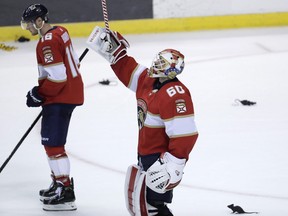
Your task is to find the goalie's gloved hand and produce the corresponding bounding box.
[26,86,45,107]
[86,26,130,65]
[145,152,186,194]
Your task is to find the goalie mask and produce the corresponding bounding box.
[149,49,185,79]
[21,4,49,30]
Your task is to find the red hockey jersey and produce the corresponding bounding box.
[112,56,198,160]
[36,26,84,105]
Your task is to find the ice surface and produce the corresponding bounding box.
[1,27,288,215]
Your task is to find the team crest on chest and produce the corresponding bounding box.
[175,99,187,113]
[137,99,147,129]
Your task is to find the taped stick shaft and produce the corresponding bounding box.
[101,0,110,31]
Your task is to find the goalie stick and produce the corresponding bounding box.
[82,0,111,59]
[101,0,110,32]
[0,49,88,174]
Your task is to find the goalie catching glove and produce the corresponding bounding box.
[146,152,186,194]
[86,26,130,65]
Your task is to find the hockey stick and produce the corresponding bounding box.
[101,0,110,31]
[78,0,110,61]
[0,49,89,174]
[79,47,89,62]
[0,111,42,173]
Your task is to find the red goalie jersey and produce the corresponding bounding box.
[36,26,84,105]
[112,56,198,160]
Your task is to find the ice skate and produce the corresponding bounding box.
[39,175,57,202]
[42,178,76,211]
[148,203,173,216]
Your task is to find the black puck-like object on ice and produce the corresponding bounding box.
[99,79,111,85]
[227,204,258,214]
[235,99,257,106]
[98,79,118,86]
[17,36,30,42]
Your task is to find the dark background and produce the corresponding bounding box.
[0,0,153,26]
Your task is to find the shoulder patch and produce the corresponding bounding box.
[175,99,187,113]
[61,31,69,43]
[42,46,54,63]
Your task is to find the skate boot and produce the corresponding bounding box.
[39,174,57,202]
[42,178,76,211]
[148,202,173,216]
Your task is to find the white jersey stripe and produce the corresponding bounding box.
[128,64,146,92]
[145,112,198,137]
[144,112,165,128]
[165,115,198,138]
[66,45,79,78]
[38,63,67,82]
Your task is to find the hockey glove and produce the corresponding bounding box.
[86,26,130,65]
[146,152,186,194]
[26,86,45,107]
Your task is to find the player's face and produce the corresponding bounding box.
[21,20,38,36]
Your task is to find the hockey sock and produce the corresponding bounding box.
[45,146,71,187]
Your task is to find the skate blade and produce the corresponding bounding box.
[43,201,77,211]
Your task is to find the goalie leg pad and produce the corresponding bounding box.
[124,165,148,216]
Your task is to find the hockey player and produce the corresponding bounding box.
[21,4,84,211]
[87,27,198,215]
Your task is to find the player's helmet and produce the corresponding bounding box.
[21,4,49,23]
[149,49,185,79]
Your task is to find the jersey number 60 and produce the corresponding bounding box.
[166,85,185,97]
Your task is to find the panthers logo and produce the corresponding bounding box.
[137,99,147,129]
